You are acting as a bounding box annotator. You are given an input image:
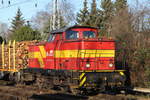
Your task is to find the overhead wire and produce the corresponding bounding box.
[8,0,11,5]
[0,0,37,10]
[35,0,38,7]
[1,0,3,5]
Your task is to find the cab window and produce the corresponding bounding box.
[83,31,96,39]
[66,30,79,40]
[47,34,56,42]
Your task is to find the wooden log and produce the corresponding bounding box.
[0,41,40,71]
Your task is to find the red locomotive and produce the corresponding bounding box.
[27,25,126,93]
[0,25,126,94]
[29,26,115,70]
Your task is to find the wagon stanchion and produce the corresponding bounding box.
[2,41,4,69]
[13,40,16,71]
[8,41,11,70]
[0,42,5,79]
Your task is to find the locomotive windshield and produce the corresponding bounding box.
[47,34,56,42]
[66,30,79,40]
[83,31,96,39]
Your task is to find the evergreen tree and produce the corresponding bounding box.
[43,15,67,32]
[11,25,41,41]
[89,0,98,27]
[115,0,127,11]
[91,0,97,15]
[100,0,114,36]
[11,8,25,32]
[101,0,114,13]
[76,0,89,25]
[43,15,67,40]
[10,8,41,41]
[59,15,67,28]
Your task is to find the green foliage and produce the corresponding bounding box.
[76,0,127,36]
[10,8,41,41]
[77,0,150,88]
[145,48,150,87]
[89,0,98,27]
[11,8,25,32]
[77,0,114,34]
[42,15,67,40]
[101,0,114,12]
[59,16,67,28]
[76,0,90,26]
[115,0,127,11]
[11,26,41,42]
[91,0,97,15]
[0,36,3,44]
[100,0,114,36]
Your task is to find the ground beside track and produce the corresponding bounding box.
[0,80,150,100]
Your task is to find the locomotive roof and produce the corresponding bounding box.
[51,25,97,34]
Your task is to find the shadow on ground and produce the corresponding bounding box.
[30,93,88,100]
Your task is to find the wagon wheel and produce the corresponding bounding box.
[14,72,22,84]
[42,77,53,89]
[35,74,44,90]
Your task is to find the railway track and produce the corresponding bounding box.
[133,88,150,94]
[0,80,149,100]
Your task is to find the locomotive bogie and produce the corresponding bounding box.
[10,69,125,93]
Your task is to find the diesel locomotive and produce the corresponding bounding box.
[0,25,126,94]
[26,25,126,92]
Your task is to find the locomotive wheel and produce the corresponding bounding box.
[60,85,71,93]
[35,74,53,90]
[9,72,15,82]
[71,88,80,95]
[69,85,81,95]
[0,71,4,79]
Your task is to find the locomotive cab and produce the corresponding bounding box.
[47,26,98,41]
[57,26,116,71]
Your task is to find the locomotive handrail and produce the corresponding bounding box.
[80,52,113,54]
[79,52,114,57]
[79,70,125,72]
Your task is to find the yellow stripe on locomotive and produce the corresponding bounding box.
[55,50,115,58]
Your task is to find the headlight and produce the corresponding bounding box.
[109,63,113,67]
[86,63,90,68]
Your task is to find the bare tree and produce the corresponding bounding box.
[110,0,150,87]
[31,0,75,40]
[32,0,75,31]
[32,11,51,32]
[0,22,8,39]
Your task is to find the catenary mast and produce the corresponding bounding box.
[51,0,61,31]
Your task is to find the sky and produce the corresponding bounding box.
[0,0,149,26]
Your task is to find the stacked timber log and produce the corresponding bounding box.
[0,40,40,71]
[16,41,40,69]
